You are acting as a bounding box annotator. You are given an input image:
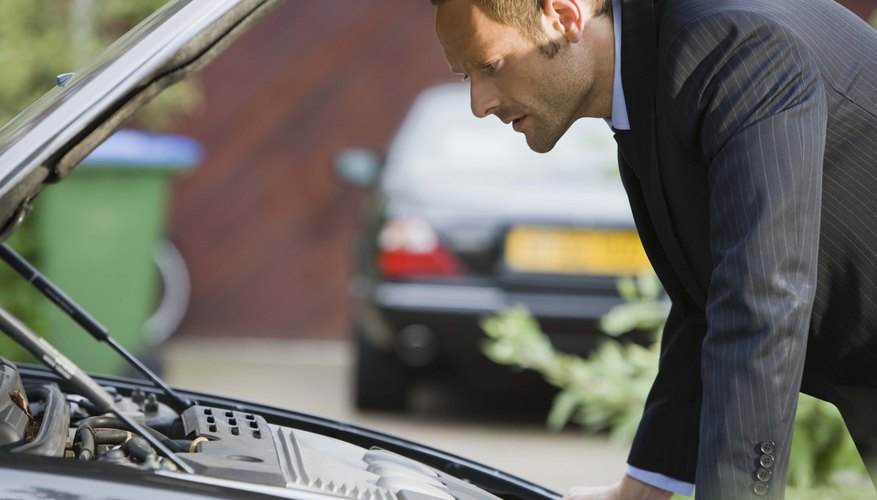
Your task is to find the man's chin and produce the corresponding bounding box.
[524,133,559,154]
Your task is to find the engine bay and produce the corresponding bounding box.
[0,237,556,500]
[0,356,502,499]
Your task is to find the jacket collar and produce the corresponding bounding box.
[615,0,708,308]
[615,0,657,174]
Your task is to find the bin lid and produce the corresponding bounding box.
[82,129,202,171]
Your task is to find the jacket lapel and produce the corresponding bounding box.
[618,0,707,308]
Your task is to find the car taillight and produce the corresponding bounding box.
[377,218,463,277]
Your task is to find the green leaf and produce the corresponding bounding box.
[616,276,638,300]
[547,389,580,431]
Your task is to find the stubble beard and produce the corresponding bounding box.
[523,119,563,153]
[523,49,587,154]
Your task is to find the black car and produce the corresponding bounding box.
[336,83,653,411]
[0,2,557,499]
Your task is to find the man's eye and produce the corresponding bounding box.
[482,62,498,74]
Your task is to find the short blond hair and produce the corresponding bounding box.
[432,0,612,46]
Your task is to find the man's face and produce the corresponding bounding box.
[435,0,611,153]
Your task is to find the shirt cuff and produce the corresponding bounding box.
[626,465,695,497]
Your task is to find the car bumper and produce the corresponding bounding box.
[372,281,623,321]
[358,281,626,370]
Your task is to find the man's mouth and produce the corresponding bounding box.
[512,116,526,132]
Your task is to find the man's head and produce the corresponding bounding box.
[432,0,611,53]
[433,0,615,152]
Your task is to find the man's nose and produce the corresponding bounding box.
[469,79,500,118]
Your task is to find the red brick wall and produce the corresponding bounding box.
[845,0,877,19]
[170,1,455,338]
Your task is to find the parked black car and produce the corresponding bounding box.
[0,2,557,499]
[336,83,653,411]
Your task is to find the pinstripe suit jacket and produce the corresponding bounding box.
[614,0,877,497]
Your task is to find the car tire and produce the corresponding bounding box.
[354,332,409,411]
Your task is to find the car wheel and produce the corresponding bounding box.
[354,331,409,411]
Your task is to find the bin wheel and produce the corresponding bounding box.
[144,239,190,345]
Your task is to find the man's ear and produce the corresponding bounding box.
[542,0,586,43]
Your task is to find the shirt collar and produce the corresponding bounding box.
[607,0,630,130]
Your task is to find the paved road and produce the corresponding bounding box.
[161,337,630,494]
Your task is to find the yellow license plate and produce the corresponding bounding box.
[504,226,651,275]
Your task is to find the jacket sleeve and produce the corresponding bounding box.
[617,147,706,486]
[636,10,827,498]
[627,301,705,485]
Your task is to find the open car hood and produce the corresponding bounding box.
[0,0,281,238]
[0,2,560,498]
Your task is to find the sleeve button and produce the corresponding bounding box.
[753,482,770,496]
[756,468,772,482]
[759,454,775,468]
[759,441,776,454]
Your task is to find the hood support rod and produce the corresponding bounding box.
[0,243,192,413]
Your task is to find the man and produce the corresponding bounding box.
[432,0,877,498]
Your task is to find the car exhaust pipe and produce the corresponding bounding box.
[395,324,439,368]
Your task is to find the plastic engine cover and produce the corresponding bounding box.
[179,405,501,500]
